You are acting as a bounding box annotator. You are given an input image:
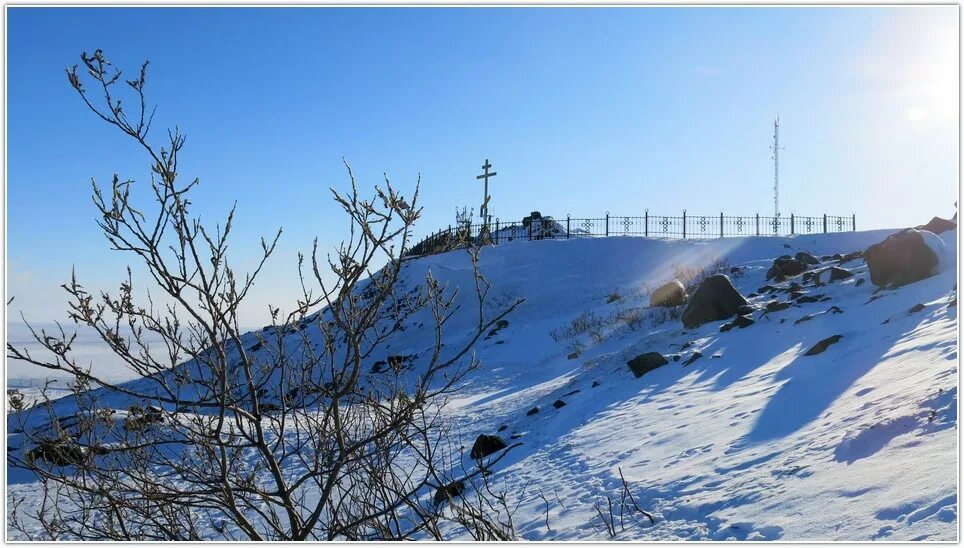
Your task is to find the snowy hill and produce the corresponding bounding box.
[7,227,958,541]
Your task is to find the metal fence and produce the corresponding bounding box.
[403,211,856,257]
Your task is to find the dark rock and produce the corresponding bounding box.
[732,315,755,328]
[681,275,748,328]
[26,440,87,467]
[249,341,263,352]
[757,285,776,294]
[909,303,925,314]
[496,319,509,329]
[949,298,957,308]
[730,266,742,274]
[789,290,805,300]
[865,229,940,288]
[747,292,759,298]
[737,304,756,316]
[794,314,816,325]
[829,267,854,281]
[526,407,540,416]
[797,295,823,303]
[785,282,803,293]
[470,434,507,459]
[627,352,669,378]
[683,351,703,366]
[838,251,864,264]
[804,335,843,356]
[567,351,580,360]
[592,380,601,388]
[497,424,508,432]
[828,306,843,314]
[916,216,957,234]
[552,399,567,409]
[672,354,681,362]
[370,360,386,373]
[766,256,809,281]
[721,315,754,332]
[764,301,792,314]
[795,251,820,265]
[855,278,866,287]
[434,480,466,505]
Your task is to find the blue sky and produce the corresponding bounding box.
[7,6,959,327]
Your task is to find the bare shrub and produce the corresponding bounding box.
[7,50,524,541]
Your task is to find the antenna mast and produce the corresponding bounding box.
[771,116,783,219]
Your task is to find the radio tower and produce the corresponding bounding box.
[771,115,784,219]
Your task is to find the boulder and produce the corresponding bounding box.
[865,229,940,288]
[720,315,754,332]
[26,440,88,467]
[764,301,792,314]
[828,267,854,282]
[552,399,567,409]
[649,280,687,308]
[681,275,748,328]
[909,303,925,314]
[795,252,820,265]
[526,407,540,416]
[627,352,669,378]
[916,216,957,234]
[766,256,809,281]
[469,434,507,459]
[683,351,703,366]
[838,251,864,264]
[804,335,843,356]
[434,480,466,505]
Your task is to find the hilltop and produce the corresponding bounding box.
[7,225,958,541]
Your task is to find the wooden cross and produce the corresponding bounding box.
[476,159,497,223]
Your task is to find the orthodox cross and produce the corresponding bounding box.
[476,159,497,223]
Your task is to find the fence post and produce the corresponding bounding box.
[605,212,609,237]
[683,210,687,239]
[756,214,759,236]
[790,214,794,234]
[823,214,827,233]
[566,215,570,239]
[852,213,856,231]
[495,219,500,245]
[720,212,724,238]
[644,209,649,237]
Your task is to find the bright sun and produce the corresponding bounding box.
[906,105,926,121]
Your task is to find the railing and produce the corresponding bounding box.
[403,211,856,258]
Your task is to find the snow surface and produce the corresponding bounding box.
[7,228,958,541]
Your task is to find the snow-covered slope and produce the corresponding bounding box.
[8,228,958,541]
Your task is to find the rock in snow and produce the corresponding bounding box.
[865,229,942,288]
[627,352,669,378]
[681,274,748,328]
[649,279,687,308]
[469,434,507,459]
